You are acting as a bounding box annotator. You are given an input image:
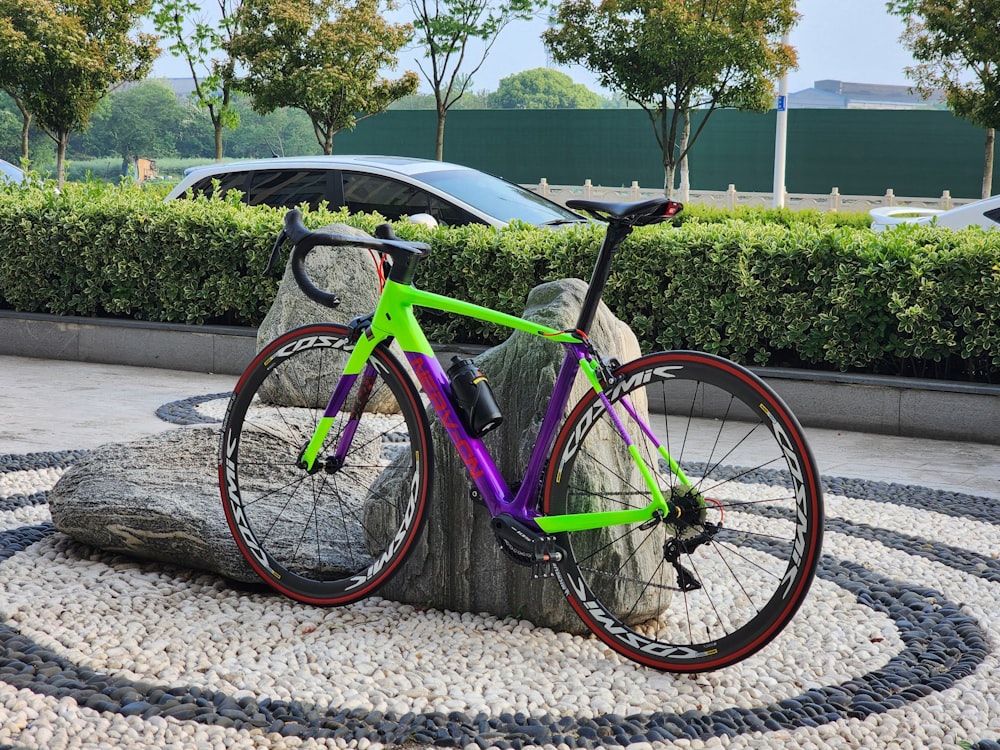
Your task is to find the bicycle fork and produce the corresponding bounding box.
[295,332,381,474]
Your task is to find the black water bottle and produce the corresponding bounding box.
[447,356,503,437]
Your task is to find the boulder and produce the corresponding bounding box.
[373,278,665,634]
[49,420,396,585]
[49,427,258,583]
[48,278,668,636]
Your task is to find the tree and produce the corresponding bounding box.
[0,11,32,164]
[409,0,540,159]
[544,0,797,196]
[228,0,418,155]
[0,95,54,169]
[152,0,241,161]
[0,0,158,185]
[79,80,185,171]
[887,0,1000,198]
[0,88,31,166]
[489,67,601,109]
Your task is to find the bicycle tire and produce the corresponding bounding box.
[219,323,433,605]
[543,350,823,672]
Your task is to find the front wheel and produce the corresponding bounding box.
[218,323,433,605]
[543,351,823,672]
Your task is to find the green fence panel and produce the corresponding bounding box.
[333,109,999,200]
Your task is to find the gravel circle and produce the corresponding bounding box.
[155,393,232,425]
[1,445,999,750]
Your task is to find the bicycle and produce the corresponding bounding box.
[218,198,824,673]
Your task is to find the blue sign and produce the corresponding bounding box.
[777,95,787,112]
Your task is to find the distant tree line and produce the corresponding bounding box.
[4,0,998,198]
[0,69,630,172]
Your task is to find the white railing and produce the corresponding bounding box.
[524,179,976,213]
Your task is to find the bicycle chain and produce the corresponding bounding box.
[578,564,687,594]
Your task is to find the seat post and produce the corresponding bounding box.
[573,222,634,335]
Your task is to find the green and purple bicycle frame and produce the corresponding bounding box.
[296,277,694,535]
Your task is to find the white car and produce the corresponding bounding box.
[870,195,1000,231]
[165,155,586,228]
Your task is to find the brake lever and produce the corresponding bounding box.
[264,229,288,276]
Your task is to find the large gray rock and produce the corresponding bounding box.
[49,427,258,583]
[49,422,394,585]
[373,278,665,634]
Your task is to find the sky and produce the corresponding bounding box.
[149,0,920,97]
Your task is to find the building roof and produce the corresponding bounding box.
[788,79,948,110]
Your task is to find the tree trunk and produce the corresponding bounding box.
[13,97,31,164]
[19,113,31,165]
[435,105,447,161]
[214,120,224,162]
[983,127,995,199]
[56,131,69,188]
[663,162,676,199]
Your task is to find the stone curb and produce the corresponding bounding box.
[2,311,998,444]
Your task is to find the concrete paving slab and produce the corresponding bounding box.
[0,355,234,454]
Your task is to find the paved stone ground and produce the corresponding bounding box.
[1,357,999,748]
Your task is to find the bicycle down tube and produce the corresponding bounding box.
[296,276,689,534]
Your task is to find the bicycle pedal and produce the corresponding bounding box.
[532,540,562,578]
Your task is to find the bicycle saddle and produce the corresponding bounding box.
[566,197,683,225]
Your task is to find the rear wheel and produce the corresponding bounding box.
[543,350,823,672]
[219,323,432,605]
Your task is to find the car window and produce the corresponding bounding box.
[185,171,251,200]
[417,169,584,225]
[0,160,24,184]
[342,171,481,226]
[248,169,331,209]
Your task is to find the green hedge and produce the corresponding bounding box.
[0,181,998,382]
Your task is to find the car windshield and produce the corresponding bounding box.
[417,169,584,226]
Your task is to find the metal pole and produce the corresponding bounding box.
[772,31,790,209]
